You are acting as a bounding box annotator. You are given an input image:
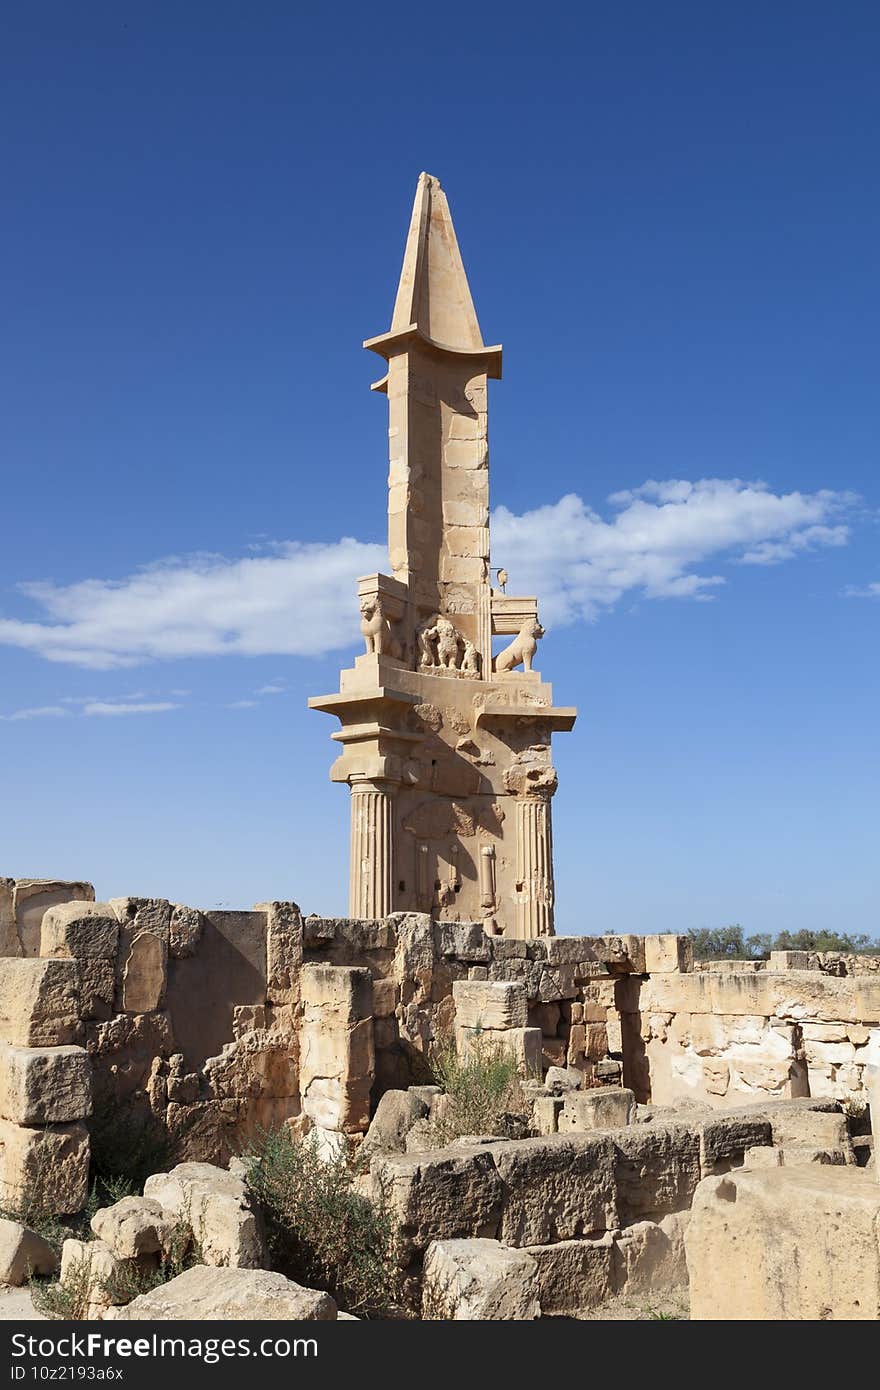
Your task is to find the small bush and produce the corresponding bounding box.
[245,1127,404,1319]
[425,1037,530,1146]
[31,1254,93,1320]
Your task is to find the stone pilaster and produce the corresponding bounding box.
[514,795,555,940]
[349,778,393,918]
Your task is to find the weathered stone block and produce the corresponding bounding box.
[0,1218,58,1285]
[144,1162,265,1268]
[0,958,80,1047]
[644,935,693,975]
[526,1235,614,1314]
[0,1044,91,1124]
[0,1119,89,1214]
[362,1089,429,1159]
[612,1123,702,1223]
[40,902,119,961]
[12,880,95,958]
[490,1134,618,1246]
[120,930,167,1013]
[422,1238,539,1319]
[453,979,527,1030]
[371,1146,503,1254]
[91,1197,173,1260]
[455,1024,542,1076]
[686,1167,880,1319]
[558,1088,635,1133]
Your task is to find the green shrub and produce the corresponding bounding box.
[244,1127,404,1319]
[426,1037,530,1145]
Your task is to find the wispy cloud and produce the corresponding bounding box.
[1,705,70,722]
[82,701,180,717]
[255,682,287,695]
[227,699,258,709]
[0,481,859,669]
[843,582,880,599]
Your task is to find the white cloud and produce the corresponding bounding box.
[491,479,857,625]
[255,683,286,695]
[1,705,70,721]
[227,699,258,709]
[843,582,880,599]
[82,701,180,717]
[0,538,385,669]
[0,481,858,670]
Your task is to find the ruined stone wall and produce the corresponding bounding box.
[638,954,880,1108]
[3,873,879,1214]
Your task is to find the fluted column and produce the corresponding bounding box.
[349,777,393,918]
[514,796,555,939]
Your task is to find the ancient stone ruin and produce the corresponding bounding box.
[2,175,879,1322]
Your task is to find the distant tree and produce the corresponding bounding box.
[688,925,880,961]
[687,925,748,959]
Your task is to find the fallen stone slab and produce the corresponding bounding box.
[558,1087,635,1132]
[106,1265,337,1320]
[0,1219,58,1286]
[422,1238,539,1320]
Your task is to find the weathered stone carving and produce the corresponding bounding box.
[495,619,545,674]
[359,596,400,657]
[417,615,470,673]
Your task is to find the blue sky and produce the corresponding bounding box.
[1,3,877,935]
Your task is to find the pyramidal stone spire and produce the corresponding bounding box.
[389,171,488,354]
[309,173,576,939]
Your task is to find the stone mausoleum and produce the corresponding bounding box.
[310,173,576,938]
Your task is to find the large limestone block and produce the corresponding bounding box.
[612,1211,689,1295]
[698,1113,772,1176]
[768,1106,854,1160]
[361,1089,429,1159]
[452,979,527,1030]
[143,1162,265,1268]
[686,1167,880,1320]
[558,1087,635,1133]
[256,900,302,1004]
[422,1238,539,1319]
[455,1024,542,1076]
[302,962,372,1023]
[108,1265,338,1320]
[644,935,693,975]
[12,880,95,958]
[40,902,119,961]
[0,1045,91,1124]
[371,1147,503,1255]
[0,1120,89,1214]
[612,1123,702,1223]
[489,1134,618,1246]
[0,959,80,1046]
[525,1235,614,1315]
[0,1219,58,1285]
[91,1197,173,1260]
[300,965,373,1133]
